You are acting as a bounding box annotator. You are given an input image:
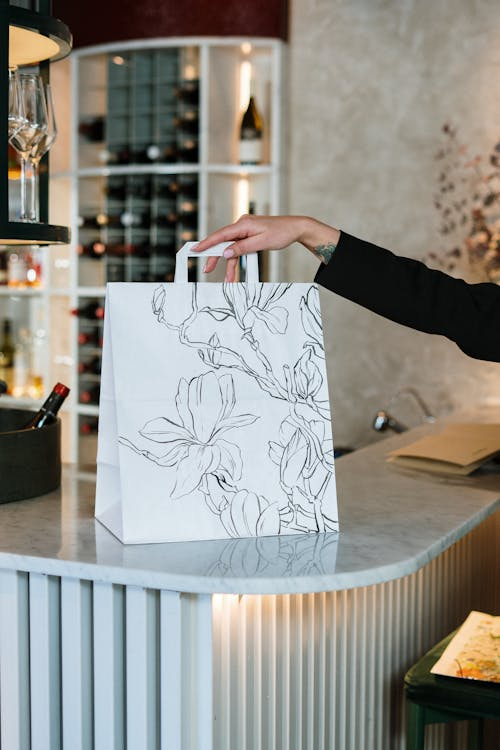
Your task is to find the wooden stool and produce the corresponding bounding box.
[404,630,500,750]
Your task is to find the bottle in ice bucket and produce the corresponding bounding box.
[23,382,70,429]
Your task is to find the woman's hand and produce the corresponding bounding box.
[194,214,340,281]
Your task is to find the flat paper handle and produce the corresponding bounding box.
[174,241,260,283]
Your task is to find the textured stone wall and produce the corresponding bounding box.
[287,0,500,447]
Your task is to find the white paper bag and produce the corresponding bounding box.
[95,242,338,544]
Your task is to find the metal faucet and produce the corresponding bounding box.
[372,410,407,433]
[372,388,435,434]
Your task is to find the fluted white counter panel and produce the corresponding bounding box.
[0,570,212,750]
[212,514,499,750]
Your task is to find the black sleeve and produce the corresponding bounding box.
[314,231,500,362]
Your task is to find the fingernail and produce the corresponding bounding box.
[203,263,208,273]
[223,248,235,258]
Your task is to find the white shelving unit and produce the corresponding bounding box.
[46,36,286,467]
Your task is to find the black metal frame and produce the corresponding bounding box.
[0,0,71,244]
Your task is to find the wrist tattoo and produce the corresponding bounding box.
[313,243,337,264]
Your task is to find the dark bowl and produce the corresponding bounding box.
[0,408,61,504]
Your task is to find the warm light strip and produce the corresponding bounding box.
[239,60,252,112]
[235,178,249,221]
[0,239,55,245]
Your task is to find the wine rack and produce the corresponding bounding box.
[48,37,285,467]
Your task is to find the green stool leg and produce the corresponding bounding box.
[467,718,483,750]
[406,701,426,750]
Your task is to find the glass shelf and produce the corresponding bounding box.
[8,5,72,67]
[0,221,70,245]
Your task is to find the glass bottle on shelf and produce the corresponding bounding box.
[0,252,7,286]
[0,319,15,394]
[78,116,105,142]
[11,327,29,398]
[7,250,27,287]
[80,417,99,435]
[78,355,101,375]
[28,327,45,399]
[238,94,263,165]
[71,301,105,320]
[78,329,103,348]
[25,248,43,287]
[79,383,100,405]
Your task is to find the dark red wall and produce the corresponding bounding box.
[52,0,288,48]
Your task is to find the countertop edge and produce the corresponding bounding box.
[1,495,498,594]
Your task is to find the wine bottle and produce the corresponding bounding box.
[178,206,198,226]
[71,301,105,320]
[129,147,151,164]
[179,228,197,242]
[105,180,127,201]
[177,138,199,163]
[178,178,198,199]
[25,249,42,287]
[78,355,102,375]
[155,177,180,198]
[22,382,70,429]
[175,79,199,105]
[79,384,100,405]
[0,319,15,392]
[173,111,199,134]
[99,145,131,165]
[78,214,110,230]
[7,251,27,287]
[154,211,178,229]
[0,252,7,286]
[78,116,105,142]
[80,418,99,435]
[106,258,125,283]
[238,95,263,165]
[0,379,7,396]
[107,242,137,257]
[128,177,152,200]
[159,143,177,163]
[78,241,107,259]
[77,330,103,347]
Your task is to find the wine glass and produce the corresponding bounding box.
[9,74,47,222]
[8,68,26,139]
[28,83,57,222]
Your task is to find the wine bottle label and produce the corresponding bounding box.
[238,138,263,165]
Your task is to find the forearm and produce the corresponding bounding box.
[296,217,341,262]
[315,231,500,363]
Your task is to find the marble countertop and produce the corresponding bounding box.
[1,407,499,594]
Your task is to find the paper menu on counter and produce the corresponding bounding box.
[387,423,500,475]
[431,611,500,683]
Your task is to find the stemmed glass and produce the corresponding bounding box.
[8,68,26,140]
[28,83,57,222]
[9,74,47,222]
